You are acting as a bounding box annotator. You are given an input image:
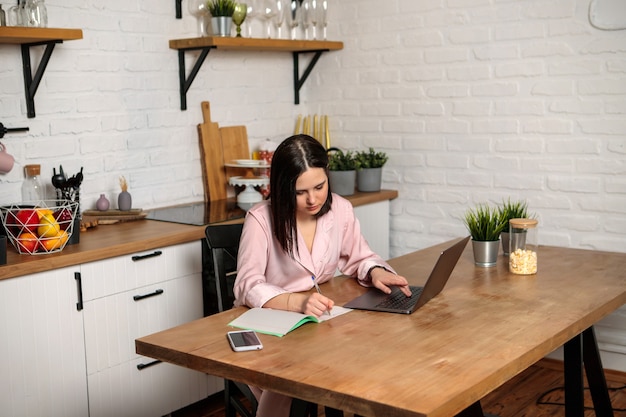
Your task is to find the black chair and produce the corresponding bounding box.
[205,224,344,417]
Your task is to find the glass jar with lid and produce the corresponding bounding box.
[508,218,538,275]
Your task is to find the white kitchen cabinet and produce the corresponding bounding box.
[0,267,89,417]
[354,199,390,259]
[0,241,221,417]
[80,241,221,417]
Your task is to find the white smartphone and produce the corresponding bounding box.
[227,330,263,352]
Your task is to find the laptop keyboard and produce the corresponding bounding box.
[375,286,423,310]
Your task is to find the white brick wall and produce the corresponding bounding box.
[0,0,624,258]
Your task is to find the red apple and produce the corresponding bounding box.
[7,209,40,235]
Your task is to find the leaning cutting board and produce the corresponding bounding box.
[221,125,250,180]
[198,101,251,201]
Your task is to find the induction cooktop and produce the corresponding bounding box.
[145,200,245,226]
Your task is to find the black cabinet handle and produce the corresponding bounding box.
[137,359,162,370]
[131,250,162,262]
[75,272,83,311]
[133,288,164,301]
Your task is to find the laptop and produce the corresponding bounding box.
[344,236,470,314]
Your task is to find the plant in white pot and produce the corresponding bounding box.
[208,0,237,36]
[327,148,358,196]
[354,147,388,192]
[463,203,508,267]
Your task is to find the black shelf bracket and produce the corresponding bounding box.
[175,46,331,110]
[175,0,182,18]
[177,46,214,111]
[21,40,62,118]
[293,50,327,105]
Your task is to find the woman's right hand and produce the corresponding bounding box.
[301,292,334,317]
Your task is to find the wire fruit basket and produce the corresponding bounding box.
[0,200,79,255]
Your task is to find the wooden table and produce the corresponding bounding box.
[136,240,626,417]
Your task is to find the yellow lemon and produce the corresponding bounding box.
[37,213,61,238]
[37,208,54,219]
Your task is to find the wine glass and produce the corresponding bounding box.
[319,0,328,40]
[245,0,259,37]
[300,0,311,40]
[258,0,277,38]
[232,3,248,37]
[285,0,300,40]
[271,0,285,39]
[188,0,210,37]
[309,0,319,40]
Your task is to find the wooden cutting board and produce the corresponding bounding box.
[221,125,250,180]
[198,101,250,201]
[82,209,148,224]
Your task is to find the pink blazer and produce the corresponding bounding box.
[234,194,394,308]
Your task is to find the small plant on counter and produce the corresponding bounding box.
[463,203,508,241]
[499,198,532,229]
[354,148,388,169]
[207,0,237,16]
[327,148,359,171]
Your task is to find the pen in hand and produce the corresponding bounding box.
[311,276,330,316]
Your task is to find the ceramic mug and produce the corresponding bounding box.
[0,142,15,174]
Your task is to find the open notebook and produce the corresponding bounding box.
[229,306,351,337]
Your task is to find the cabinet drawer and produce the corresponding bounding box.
[86,356,210,417]
[83,274,202,375]
[81,241,202,301]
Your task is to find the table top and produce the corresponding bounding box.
[136,240,626,417]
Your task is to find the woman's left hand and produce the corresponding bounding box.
[370,268,412,297]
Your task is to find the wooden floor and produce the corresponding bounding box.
[172,359,626,417]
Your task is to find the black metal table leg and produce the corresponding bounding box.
[583,327,614,417]
[564,326,614,417]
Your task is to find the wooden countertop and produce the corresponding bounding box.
[0,190,397,280]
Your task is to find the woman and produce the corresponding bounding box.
[234,134,411,416]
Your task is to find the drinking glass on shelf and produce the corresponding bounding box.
[309,0,319,40]
[232,3,248,37]
[300,0,311,40]
[258,0,277,38]
[285,0,300,40]
[245,0,259,37]
[319,0,328,40]
[271,0,285,39]
[188,0,210,37]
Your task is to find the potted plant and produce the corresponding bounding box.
[207,0,236,37]
[463,203,508,267]
[354,147,389,192]
[499,198,531,256]
[327,148,358,196]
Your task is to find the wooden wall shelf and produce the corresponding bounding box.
[0,27,83,118]
[169,36,343,110]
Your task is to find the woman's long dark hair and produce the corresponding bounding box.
[270,134,332,257]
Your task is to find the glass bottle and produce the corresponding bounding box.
[508,218,539,275]
[22,164,44,202]
[24,0,46,27]
[8,0,26,26]
[0,5,7,27]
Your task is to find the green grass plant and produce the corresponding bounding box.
[207,0,236,16]
[499,198,531,228]
[464,203,508,241]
